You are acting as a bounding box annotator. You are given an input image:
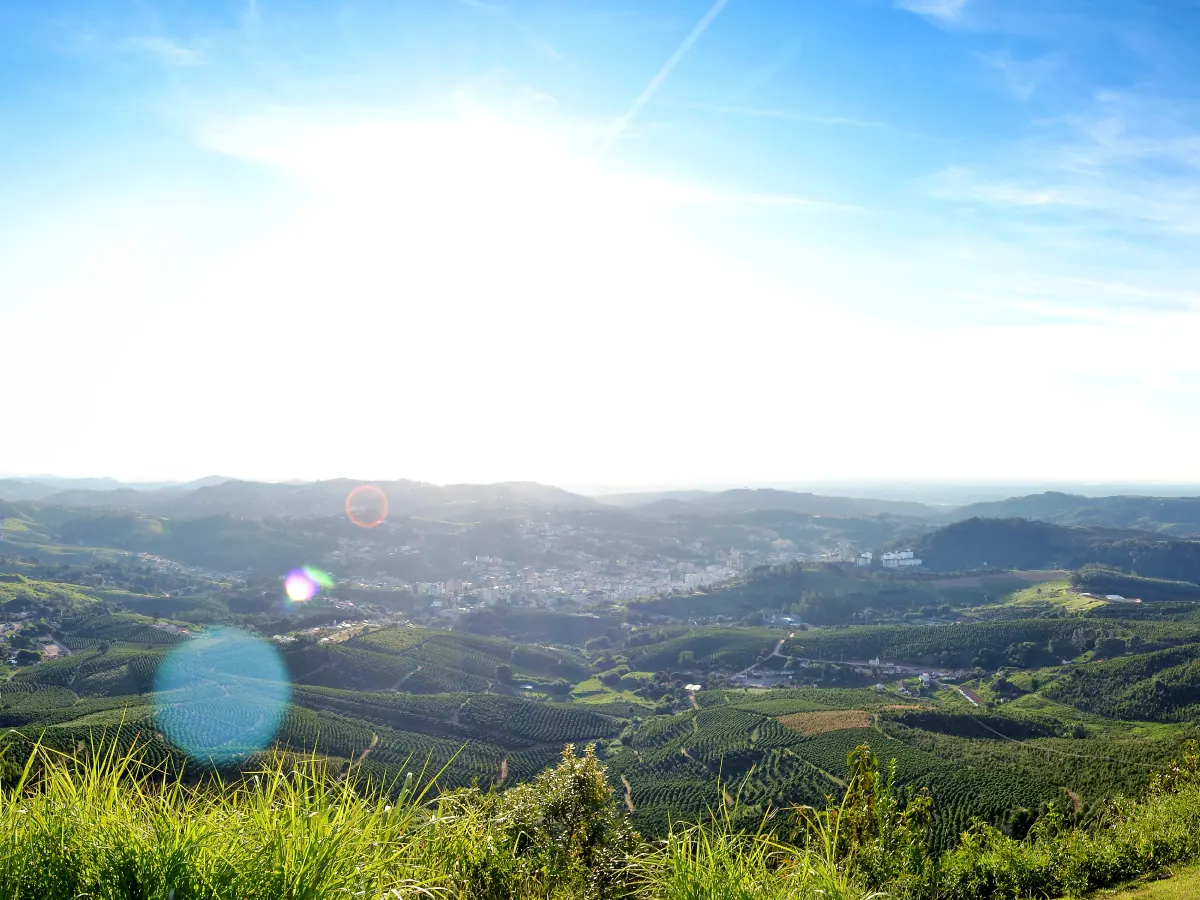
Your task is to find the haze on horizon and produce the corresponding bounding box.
[3,0,1199,487]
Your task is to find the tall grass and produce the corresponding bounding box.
[0,737,441,899]
[6,735,1200,900]
[0,737,884,900]
[633,811,880,900]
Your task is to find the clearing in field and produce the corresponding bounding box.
[929,570,1068,589]
[1009,579,1108,612]
[777,710,871,736]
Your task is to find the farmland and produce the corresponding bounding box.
[4,555,1200,854]
[778,709,871,735]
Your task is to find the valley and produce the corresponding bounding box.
[5,478,1200,858]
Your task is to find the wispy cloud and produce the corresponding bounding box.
[931,166,1200,235]
[122,35,203,66]
[896,0,970,23]
[674,102,882,129]
[457,0,563,61]
[928,88,1200,236]
[600,0,732,154]
[979,50,1060,101]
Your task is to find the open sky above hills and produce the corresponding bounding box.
[3,0,1199,485]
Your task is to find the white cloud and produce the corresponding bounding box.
[122,35,203,66]
[978,50,1060,101]
[198,110,856,214]
[927,88,1200,236]
[895,0,970,23]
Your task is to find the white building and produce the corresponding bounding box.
[855,552,873,567]
[881,550,922,569]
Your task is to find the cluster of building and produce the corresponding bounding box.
[854,550,923,569]
[391,556,748,618]
[332,520,815,624]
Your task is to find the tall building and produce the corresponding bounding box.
[881,550,921,568]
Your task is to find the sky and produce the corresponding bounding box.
[2,0,1200,487]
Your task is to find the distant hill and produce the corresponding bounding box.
[911,518,1118,571]
[164,479,598,519]
[911,517,1200,588]
[0,479,58,502]
[7,478,597,520]
[41,488,156,508]
[604,488,939,519]
[0,476,233,504]
[949,492,1200,536]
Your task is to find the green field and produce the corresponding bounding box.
[1009,579,1110,611]
[1096,867,1200,899]
[6,549,1200,874]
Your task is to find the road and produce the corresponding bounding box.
[735,639,786,677]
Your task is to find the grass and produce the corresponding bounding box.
[570,677,648,706]
[1008,579,1108,612]
[1095,866,1200,899]
[0,738,878,900]
[6,733,1200,900]
[0,578,98,607]
[778,710,871,736]
[0,739,445,899]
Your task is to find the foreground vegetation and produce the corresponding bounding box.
[6,737,1200,899]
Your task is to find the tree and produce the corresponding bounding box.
[599,666,628,687]
[494,663,513,683]
[14,648,41,665]
[446,744,641,897]
[795,743,932,890]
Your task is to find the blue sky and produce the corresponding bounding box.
[2,0,1199,486]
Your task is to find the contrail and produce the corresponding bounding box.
[599,0,732,155]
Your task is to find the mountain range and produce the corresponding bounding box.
[951,492,1200,536]
[7,477,1200,541]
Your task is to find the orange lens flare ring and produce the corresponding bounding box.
[345,484,389,528]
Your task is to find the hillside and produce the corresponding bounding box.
[909,517,1200,587]
[0,479,61,503]
[7,478,599,520]
[950,492,1200,536]
[605,487,939,519]
[6,725,1200,900]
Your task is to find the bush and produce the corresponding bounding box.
[7,735,1200,900]
[433,743,642,899]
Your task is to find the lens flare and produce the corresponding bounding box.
[284,566,333,602]
[152,628,290,765]
[346,484,389,528]
[285,570,318,602]
[284,572,315,602]
[305,566,335,589]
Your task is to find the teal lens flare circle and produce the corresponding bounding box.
[152,628,291,765]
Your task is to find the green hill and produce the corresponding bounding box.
[950,492,1200,537]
